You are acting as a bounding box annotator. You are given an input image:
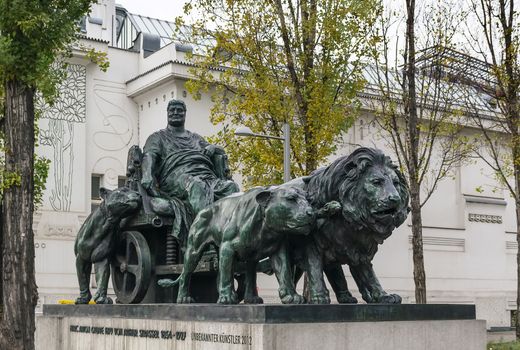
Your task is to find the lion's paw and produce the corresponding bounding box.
[336,291,358,304]
[92,290,104,300]
[177,296,195,304]
[94,296,113,305]
[217,292,238,304]
[75,292,92,305]
[309,293,331,304]
[377,293,402,304]
[244,295,264,304]
[281,293,306,304]
[317,201,342,218]
[75,297,91,305]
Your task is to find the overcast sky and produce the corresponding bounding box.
[116,0,188,21]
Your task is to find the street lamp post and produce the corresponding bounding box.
[235,123,291,183]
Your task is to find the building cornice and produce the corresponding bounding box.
[125,59,503,125]
[77,34,110,44]
[126,59,226,84]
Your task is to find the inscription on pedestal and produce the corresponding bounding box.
[67,323,252,346]
[191,332,252,345]
[36,305,485,350]
[70,324,188,341]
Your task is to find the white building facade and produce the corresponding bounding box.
[33,0,517,329]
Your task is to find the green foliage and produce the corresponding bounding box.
[179,0,380,187]
[0,170,21,191]
[0,135,18,195]
[0,0,97,99]
[0,0,97,206]
[33,156,50,207]
[0,132,49,207]
[85,47,109,73]
[488,341,520,350]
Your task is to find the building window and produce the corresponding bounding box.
[359,119,364,140]
[91,175,102,199]
[511,310,518,328]
[91,175,102,212]
[78,16,87,33]
[118,176,127,188]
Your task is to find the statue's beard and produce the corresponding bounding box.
[168,118,185,127]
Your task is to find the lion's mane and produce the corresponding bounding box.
[305,147,409,238]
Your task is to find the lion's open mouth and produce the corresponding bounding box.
[287,223,311,229]
[286,222,312,235]
[373,208,396,216]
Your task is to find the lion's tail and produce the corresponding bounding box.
[157,277,181,288]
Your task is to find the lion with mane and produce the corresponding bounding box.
[288,147,410,304]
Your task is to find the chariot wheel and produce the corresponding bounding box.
[111,231,152,304]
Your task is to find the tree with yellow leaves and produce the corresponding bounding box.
[177,0,381,186]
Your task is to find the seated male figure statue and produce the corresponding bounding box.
[141,99,239,240]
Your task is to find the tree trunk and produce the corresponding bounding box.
[410,180,426,303]
[404,0,426,304]
[0,79,37,350]
[516,199,520,340]
[514,142,520,340]
[0,202,3,314]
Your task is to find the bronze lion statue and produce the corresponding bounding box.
[158,185,341,305]
[74,187,141,304]
[287,147,410,304]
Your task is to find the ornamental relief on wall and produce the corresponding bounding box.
[36,64,87,212]
[468,213,503,224]
[92,80,134,152]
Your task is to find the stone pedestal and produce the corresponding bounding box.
[36,304,486,350]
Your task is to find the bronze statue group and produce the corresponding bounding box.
[74,100,410,305]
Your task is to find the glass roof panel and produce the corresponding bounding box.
[159,21,173,37]
[152,18,172,38]
[131,15,147,33]
[143,17,161,36]
[128,13,176,47]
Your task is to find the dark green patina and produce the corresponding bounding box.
[74,100,410,305]
[75,100,239,304]
[158,187,341,304]
[141,99,239,243]
[286,147,410,304]
[74,187,141,304]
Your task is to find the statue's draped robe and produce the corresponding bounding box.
[143,129,238,243]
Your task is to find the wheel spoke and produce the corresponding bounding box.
[123,273,128,292]
[127,264,140,277]
[111,231,151,304]
[126,239,132,264]
[114,255,125,267]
